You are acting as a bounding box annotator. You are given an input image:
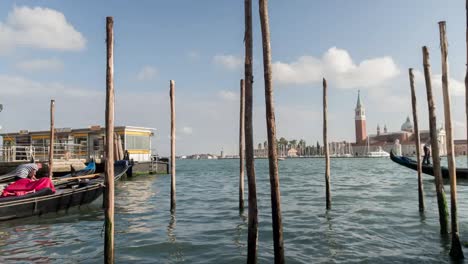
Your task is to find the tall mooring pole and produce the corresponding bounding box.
[245,0,258,262]
[422,46,449,234]
[170,80,176,213]
[48,99,55,178]
[104,16,115,264]
[438,21,464,259]
[259,0,284,262]
[323,78,331,210]
[408,69,424,212]
[465,0,468,167]
[239,79,246,211]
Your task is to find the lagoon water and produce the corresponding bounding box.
[1,158,468,263]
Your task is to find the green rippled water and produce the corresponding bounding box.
[1,157,468,263]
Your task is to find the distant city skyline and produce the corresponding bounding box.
[0,1,466,156]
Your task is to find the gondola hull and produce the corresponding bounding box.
[0,160,130,221]
[390,151,468,179]
[0,184,104,221]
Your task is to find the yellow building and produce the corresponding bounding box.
[0,125,155,163]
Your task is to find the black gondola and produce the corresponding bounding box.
[390,151,468,179]
[0,160,130,221]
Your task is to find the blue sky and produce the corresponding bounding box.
[0,1,466,155]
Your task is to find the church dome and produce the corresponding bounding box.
[401,116,413,132]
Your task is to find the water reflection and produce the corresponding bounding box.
[324,211,337,259]
[438,233,451,256]
[167,213,176,243]
[419,210,426,222]
[115,176,157,235]
[167,213,185,262]
[2,255,52,263]
[0,224,56,263]
[116,177,155,215]
[234,211,247,251]
[0,231,10,247]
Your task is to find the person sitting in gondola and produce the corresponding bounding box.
[15,163,42,180]
[1,163,55,197]
[423,144,431,165]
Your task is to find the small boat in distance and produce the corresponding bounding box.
[390,150,468,179]
[365,147,390,158]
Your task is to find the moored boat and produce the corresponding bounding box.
[390,150,468,179]
[57,160,96,178]
[0,160,130,221]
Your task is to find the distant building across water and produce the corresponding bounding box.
[351,91,448,156]
[250,90,468,158]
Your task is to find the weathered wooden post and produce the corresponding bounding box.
[48,99,55,178]
[465,0,468,166]
[409,69,424,212]
[118,135,124,160]
[104,16,115,264]
[113,133,119,161]
[239,79,246,211]
[259,0,284,262]
[114,133,123,161]
[323,78,331,210]
[245,0,258,262]
[170,80,176,213]
[466,0,468,166]
[438,21,464,259]
[422,46,449,234]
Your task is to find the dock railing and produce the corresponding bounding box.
[0,143,91,162]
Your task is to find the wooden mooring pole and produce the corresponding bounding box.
[408,69,424,212]
[259,0,284,262]
[104,16,115,264]
[438,21,464,259]
[48,99,55,178]
[465,0,468,167]
[466,0,468,167]
[170,80,176,213]
[118,135,124,160]
[113,133,119,161]
[239,79,245,211]
[245,0,258,262]
[422,46,449,234]
[323,78,331,210]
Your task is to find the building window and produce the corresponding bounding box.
[126,135,150,150]
[74,137,87,147]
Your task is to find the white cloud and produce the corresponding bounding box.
[413,70,464,97]
[218,90,237,101]
[431,74,464,97]
[0,6,86,53]
[15,58,63,72]
[273,47,400,89]
[0,74,100,97]
[137,66,158,81]
[213,54,242,70]
[412,69,425,83]
[0,74,105,134]
[182,126,193,135]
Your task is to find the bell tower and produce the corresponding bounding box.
[355,90,367,143]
